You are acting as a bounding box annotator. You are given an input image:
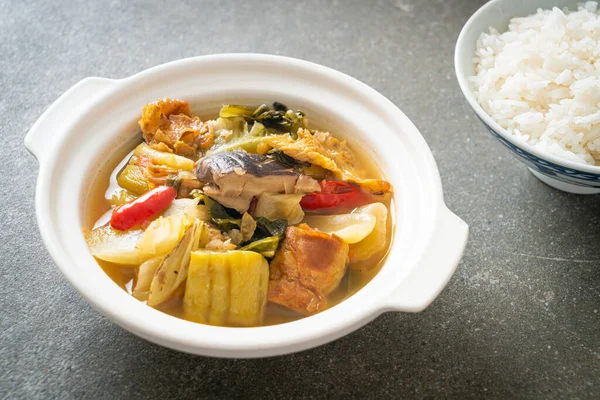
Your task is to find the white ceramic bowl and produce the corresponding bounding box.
[455,0,600,194]
[25,54,468,358]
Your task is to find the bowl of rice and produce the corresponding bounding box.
[455,0,600,194]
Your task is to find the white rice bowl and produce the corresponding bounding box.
[470,1,600,165]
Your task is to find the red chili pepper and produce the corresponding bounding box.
[300,180,370,211]
[110,186,177,231]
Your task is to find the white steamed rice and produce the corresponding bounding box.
[470,1,600,165]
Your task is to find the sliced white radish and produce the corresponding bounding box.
[302,212,376,244]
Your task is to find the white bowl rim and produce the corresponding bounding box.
[454,0,600,175]
[26,53,468,357]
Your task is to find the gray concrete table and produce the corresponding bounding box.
[1,0,599,398]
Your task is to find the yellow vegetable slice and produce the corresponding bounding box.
[109,189,138,208]
[302,213,377,244]
[208,254,229,325]
[133,257,163,301]
[349,203,388,262]
[184,251,269,326]
[135,215,193,262]
[147,221,198,307]
[117,165,149,195]
[133,143,195,171]
[229,252,269,326]
[162,198,210,221]
[86,225,142,265]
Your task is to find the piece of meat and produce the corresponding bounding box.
[195,151,320,213]
[263,129,392,194]
[138,98,213,157]
[268,224,349,315]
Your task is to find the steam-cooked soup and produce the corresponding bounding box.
[85,99,393,327]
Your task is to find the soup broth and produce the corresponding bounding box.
[85,101,393,327]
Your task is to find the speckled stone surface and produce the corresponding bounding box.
[1,0,599,398]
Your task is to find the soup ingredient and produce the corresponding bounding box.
[268,150,311,170]
[263,129,392,194]
[184,250,269,326]
[209,119,267,154]
[254,193,305,224]
[219,103,307,134]
[254,105,306,134]
[240,236,280,258]
[162,198,210,221]
[196,150,320,212]
[148,221,200,306]
[156,171,202,199]
[135,214,194,262]
[86,225,143,265]
[139,98,213,157]
[349,203,388,263]
[117,165,149,196]
[211,134,266,155]
[471,2,600,165]
[302,212,376,244]
[139,98,191,134]
[197,193,244,232]
[253,217,288,240]
[268,224,349,315]
[110,186,177,231]
[201,224,237,251]
[207,117,248,150]
[240,212,256,241]
[133,256,163,301]
[219,104,255,119]
[300,180,371,212]
[172,171,203,198]
[133,143,195,172]
[109,190,137,208]
[263,129,359,179]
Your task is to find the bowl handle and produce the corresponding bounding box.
[24,77,116,164]
[385,205,468,312]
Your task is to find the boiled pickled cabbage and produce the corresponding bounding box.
[133,143,195,171]
[136,215,194,262]
[162,198,210,221]
[147,221,200,307]
[253,193,304,225]
[133,257,163,301]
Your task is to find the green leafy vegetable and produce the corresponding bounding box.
[273,102,288,112]
[109,189,137,208]
[210,136,265,154]
[117,165,149,195]
[217,103,307,137]
[219,105,255,119]
[240,236,280,258]
[165,173,181,192]
[191,190,243,232]
[253,217,288,240]
[212,218,242,231]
